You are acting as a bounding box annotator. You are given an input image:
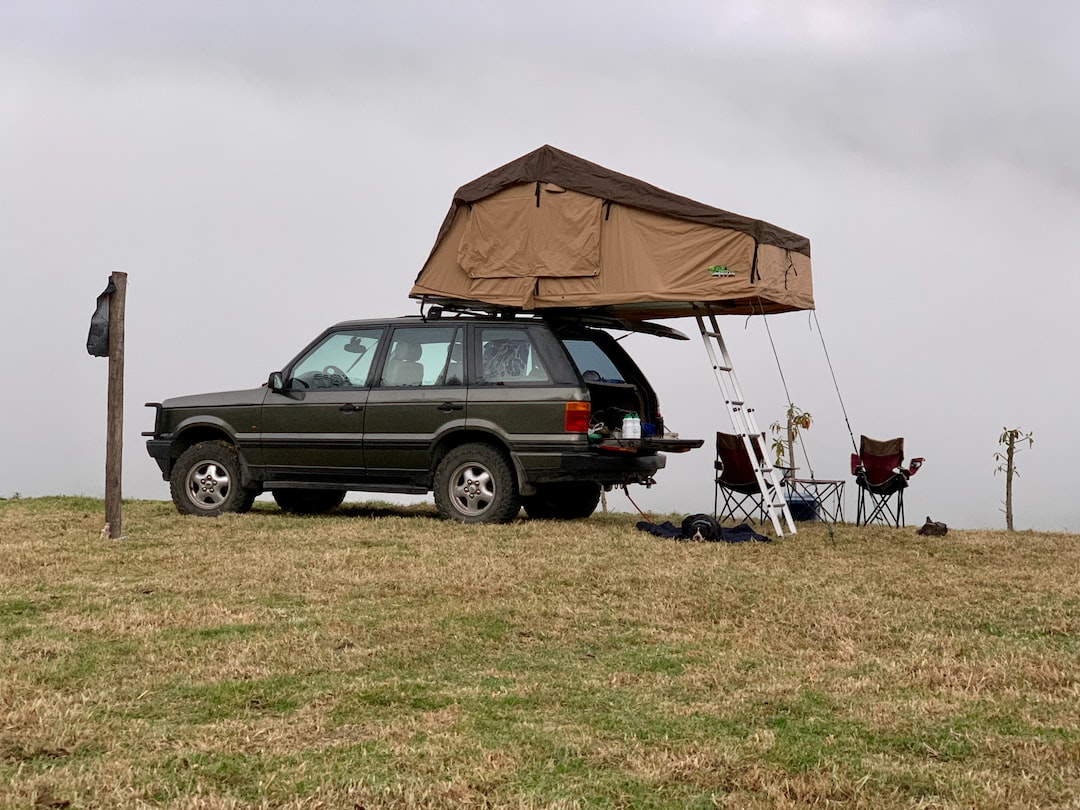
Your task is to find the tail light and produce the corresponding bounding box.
[564,401,591,433]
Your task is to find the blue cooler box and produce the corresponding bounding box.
[786,492,820,522]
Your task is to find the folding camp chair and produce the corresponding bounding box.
[714,432,769,524]
[851,435,924,527]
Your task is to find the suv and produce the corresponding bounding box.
[145,311,700,523]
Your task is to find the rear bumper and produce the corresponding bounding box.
[516,449,666,486]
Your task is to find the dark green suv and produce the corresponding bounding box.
[145,311,700,523]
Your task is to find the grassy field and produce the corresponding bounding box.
[1,496,1078,809]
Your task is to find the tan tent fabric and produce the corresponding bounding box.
[410,145,814,320]
[460,183,602,280]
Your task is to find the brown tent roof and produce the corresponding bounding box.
[410,145,814,319]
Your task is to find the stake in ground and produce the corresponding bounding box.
[995,426,1034,532]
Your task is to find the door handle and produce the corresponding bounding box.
[339,403,363,412]
[437,402,464,412]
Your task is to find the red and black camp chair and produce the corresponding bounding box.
[851,435,924,527]
[714,432,769,523]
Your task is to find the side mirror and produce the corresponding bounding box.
[267,371,285,391]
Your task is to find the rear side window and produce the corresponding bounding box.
[563,338,624,383]
[478,327,551,384]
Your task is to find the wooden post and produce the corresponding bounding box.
[105,272,127,539]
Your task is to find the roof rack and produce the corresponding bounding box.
[419,298,540,322]
[417,297,689,340]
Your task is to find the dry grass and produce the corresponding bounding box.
[1,496,1078,808]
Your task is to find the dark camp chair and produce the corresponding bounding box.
[714,432,769,523]
[851,435,924,527]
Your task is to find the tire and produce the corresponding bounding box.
[170,441,256,517]
[434,443,520,524]
[272,489,346,515]
[522,482,602,520]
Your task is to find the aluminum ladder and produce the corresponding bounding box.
[695,310,796,536]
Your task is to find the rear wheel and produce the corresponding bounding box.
[434,443,520,524]
[272,489,346,515]
[171,441,256,516]
[522,481,602,520]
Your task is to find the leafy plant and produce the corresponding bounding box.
[770,404,812,475]
[994,427,1034,532]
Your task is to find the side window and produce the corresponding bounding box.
[479,327,551,384]
[289,329,383,389]
[563,338,624,383]
[379,326,462,388]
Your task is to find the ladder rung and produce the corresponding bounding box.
[713,365,732,372]
[702,331,724,338]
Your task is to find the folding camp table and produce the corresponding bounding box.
[788,477,845,523]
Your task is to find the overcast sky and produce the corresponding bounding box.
[2,1,1078,531]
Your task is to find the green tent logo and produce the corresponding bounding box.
[708,265,734,277]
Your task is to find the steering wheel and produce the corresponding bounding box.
[323,365,347,377]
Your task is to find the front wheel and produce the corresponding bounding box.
[170,441,256,516]
[434,443,520,524]
[522,482,602,520]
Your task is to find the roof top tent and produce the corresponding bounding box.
[409,144,813,319]
[409,145,812,535]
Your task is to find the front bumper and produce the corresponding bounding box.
[146,438,172,479]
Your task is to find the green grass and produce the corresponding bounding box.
[1,496,1078,808]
